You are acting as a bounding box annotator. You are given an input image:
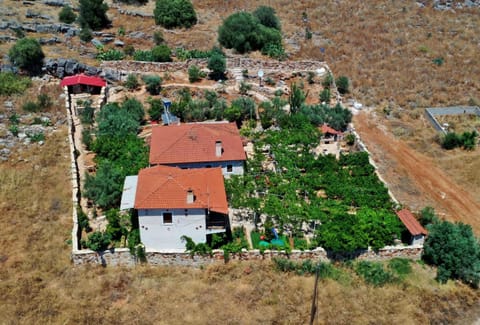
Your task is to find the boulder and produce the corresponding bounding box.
[128,31,146,39]
[39,37,62,45]
[91,38,103,47]
[43,0,69,7]
[64,60,79,75]
[114,40,124,47]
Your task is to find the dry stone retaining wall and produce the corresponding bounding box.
[71,245,423,267]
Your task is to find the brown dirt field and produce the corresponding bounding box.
[354,111,480,234]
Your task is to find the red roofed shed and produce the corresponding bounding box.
[396,209,428,245]
[60,74,106,95]
[60,74,106,87]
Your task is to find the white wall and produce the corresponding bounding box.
[412,234,425,246]
[166,160,244,177]
[138,208,207,250]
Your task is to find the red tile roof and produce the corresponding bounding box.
[134,165,228,214]
[149,122,246,165]
[396,209,428,236]
[320,124,343,135]
[60,74,106,87]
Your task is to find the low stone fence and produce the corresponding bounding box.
[99,58,329,82]
[71,245,423,267]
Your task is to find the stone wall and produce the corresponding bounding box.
[99,58,329,82]
[71,245,423,267]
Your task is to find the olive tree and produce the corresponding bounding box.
[8,38,45,75]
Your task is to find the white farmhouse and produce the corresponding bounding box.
[121,165,229,251]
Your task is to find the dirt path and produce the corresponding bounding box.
[354,111,480,234]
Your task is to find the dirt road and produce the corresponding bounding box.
[354,112,480,234]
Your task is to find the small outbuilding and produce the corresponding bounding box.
[396,209,428,245]
[60,74,106,95]
[319,123,343,144]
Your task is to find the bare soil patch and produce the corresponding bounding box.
[354,111,480,234]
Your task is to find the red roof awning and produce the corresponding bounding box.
[320,124,343,135]
[60,74,106,87]
[396,209,428,236]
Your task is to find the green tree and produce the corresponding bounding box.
[253,5,281,30]
[218,12,257,53]
[208,53,226,80]
[84,161,126,209]
[96,103,140,137]
[288,83,306,114]
[188,65,201,83]
[122,98,145,123]
[154,0,197,29]
[78,0,110,30]
[422,220,480,288]
[148,98,163,121]
[153,30,164,45]
[151,44,172,62]
[319,88,331,103]
[59,5,77,24]
[8,38,45,75]
[336,76,350,94]
[142,75,162,95]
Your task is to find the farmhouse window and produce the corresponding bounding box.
[163,212,173,224]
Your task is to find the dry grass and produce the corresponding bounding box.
[0,122,478,323]
[2,1,480,323]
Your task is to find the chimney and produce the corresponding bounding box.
[215,140,222,157]
[187,189,194,204]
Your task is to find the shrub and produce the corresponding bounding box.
[188,65,201,83]
[142,75,162,95]
[85,231,111,251]
[22,101,40,112]
[123,45,135,57]
[97,48,125,61]
[133,50,153,62]
[37,94,52,109]
[124,74,139,90]
[345,133,355,146]
[154,0,197,29]
[79,28,93,42]
[153,30,164,45]
[78,0,110,30]
[461,131,478,150]
[319,88,331,103]
[8,38,45,75]
[388,258,412,278]
[322,73,333,88]
[252,5,281,30]
[208,53,226,80]
[77,207,92,233]
[79,100,95,124]
[116,0,147,4]
[151,44,172,62]
[59,5,77,24]
[82,128,93,150]
[355,261,395,287]
[336,76,350,94]
[261,43,286,60]
[419,206,439,227]
[239,81,251,95]
[180,235,212,256]
[0,72,31,95]
[148,98,163,121]
[442,132,461,150]
[28,131,45,142]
